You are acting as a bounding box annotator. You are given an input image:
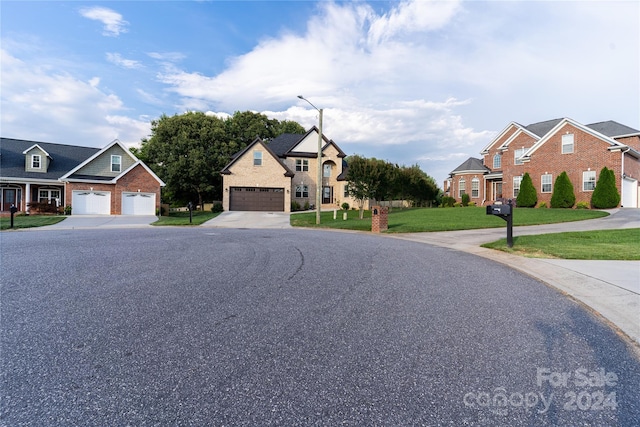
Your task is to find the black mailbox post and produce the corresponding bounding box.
[187,202,193,224]
[10,204,18,229]
[486,200,514,247]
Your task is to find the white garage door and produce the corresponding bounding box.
[122,192,156,215]
[622,177,638,208]
[72,190,111,215]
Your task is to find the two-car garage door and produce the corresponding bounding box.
[229,187,284,211]
[72,190,156,215]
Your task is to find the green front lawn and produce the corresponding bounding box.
[152,210,219,226]
[0,215,66,230]
[482,228,640,260]
[290,207,608,233]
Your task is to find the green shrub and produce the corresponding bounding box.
[468,201,476,207]
[576,201,589,209]
[304,201,310,210]
[551,171,576,208]
[461,193,470,207]
[591,167,620,208]
[453,202,461,207]
[441,196,456,207]
[341,202,350,210]
[538,202,547,209]
[64,205,72,215]
[291,201,301,211]
[516,172,538,207]
[211,202,223,213]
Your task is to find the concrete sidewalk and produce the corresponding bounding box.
[389,208,640,346]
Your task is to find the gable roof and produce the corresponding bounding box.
[220,137,295,177]
[267,126,345,158]
[22,143,52,158]
[521,117,627,161]
[0,137,99,181]
[59,139,164,185]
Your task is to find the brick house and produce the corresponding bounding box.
[220,127,360,212]
[1,138,164,215]
[444,118,640,208]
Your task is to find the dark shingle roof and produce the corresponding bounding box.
[267,133,305,156]
[586,121,640,138]
[524,119,564,137]
[0,137,99,180]
[451,157,490,174]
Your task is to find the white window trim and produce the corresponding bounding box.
[541,174,553,193]
[562,134,574,154]
[583,170,596,192]
[513,176,522,197]
[514,148,525,165]
[471,178,479,198]
[253,151,262,166]
[32,154,41,169]
[458,179,466,198]
[493,154,501,169]
[111,155,122,172]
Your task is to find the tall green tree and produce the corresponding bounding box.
[516,172,537,207]
[345,155,382,219]
[591,167,620,208]
[550,171,576,208]
[136,111,304,207]
[398,165,439,207]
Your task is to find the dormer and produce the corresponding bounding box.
[23,144,51,173]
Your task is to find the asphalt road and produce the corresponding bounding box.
[1,228,639,426]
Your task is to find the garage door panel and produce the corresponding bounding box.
[229,187,284,211]
[72,191,111,215]
[122,192,156,215]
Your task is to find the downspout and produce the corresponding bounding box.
[620,147,630,207]
[482,175,486,206]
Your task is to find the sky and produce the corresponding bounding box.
[2,0,638,187]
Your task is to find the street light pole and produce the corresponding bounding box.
[298,95,323,225]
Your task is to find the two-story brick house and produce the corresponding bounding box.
[445,118,640,208]
[220,127,357,212]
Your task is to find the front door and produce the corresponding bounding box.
[2,188,20,211]
[322,186,333,204]
[493,182,503,201]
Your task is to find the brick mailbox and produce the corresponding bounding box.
[371,205,388,233]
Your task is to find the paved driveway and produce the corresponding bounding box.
[202,211,291,228]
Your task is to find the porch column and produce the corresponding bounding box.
[25,183,31,213]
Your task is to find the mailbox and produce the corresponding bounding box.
[486,204,511,216]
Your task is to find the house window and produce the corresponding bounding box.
[323,163,332,178]
[296,159,309,171]
[471,178,479,198]
[541,174,552,193]
[253,151,262,166]
[562,134,574,154]
[32,154,41,169]
[111,155,121,172]
[513,176,522,197]
[514,148,525,165]
[583,170,596,191]
[39,189,61,205]
[459,178,466,198]
[344,184,349,197]
[493,154,501,169]
[295,185,309,198]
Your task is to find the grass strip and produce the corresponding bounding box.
[290,207,608,233]
[0,215,66,230]
[481,228,640,260]
[152,210,219,226]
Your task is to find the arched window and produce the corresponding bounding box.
[493,154,501,169]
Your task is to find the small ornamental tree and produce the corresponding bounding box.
[516,172,537,207]
[550,171,576,208]
[591,167,620,208]
[461,193,470,207]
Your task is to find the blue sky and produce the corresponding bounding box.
[2,1,638,186]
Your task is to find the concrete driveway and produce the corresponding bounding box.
[39,215,157,230]
[202,211,291,228]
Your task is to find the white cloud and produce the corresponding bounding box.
[0,48,149,147]
[106,53,143,69]
[79,6,129,37]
